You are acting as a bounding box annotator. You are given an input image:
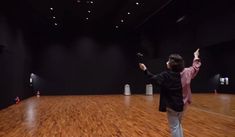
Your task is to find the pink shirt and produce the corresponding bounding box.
[181,58,201,105]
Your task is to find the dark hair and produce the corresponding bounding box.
[168,54,185,72]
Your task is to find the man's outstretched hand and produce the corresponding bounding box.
[139,63,147,71]
[194,48,200,59]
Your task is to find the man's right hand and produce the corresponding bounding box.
[139,63,147,71]
[194,48,200,59]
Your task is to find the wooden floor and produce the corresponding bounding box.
[0,94,235,137]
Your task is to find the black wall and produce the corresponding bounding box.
[30,32,149,95]
[206,42,235,93]
[0,14,32,109]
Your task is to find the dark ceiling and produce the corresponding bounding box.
[0,0,234,35]
[0,0,188,33]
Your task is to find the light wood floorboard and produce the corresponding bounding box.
[0,93,235,137]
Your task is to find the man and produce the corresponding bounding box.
[139,49,201,137]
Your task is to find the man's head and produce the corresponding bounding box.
[166,54,185,72]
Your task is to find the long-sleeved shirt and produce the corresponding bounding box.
[180,58,201,105]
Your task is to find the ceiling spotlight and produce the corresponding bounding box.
[136,2,139,5]
[87,1,93,4]
[115,25,119,29]
[52,16,56,19]
[176,16,185,23]
[54,23,58,26]
[127,12,131,15]
[86,17,89,20]
[77,0,81,3]
[88,10,91,13]
[121,19,124,23]
[50,8,54,11]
